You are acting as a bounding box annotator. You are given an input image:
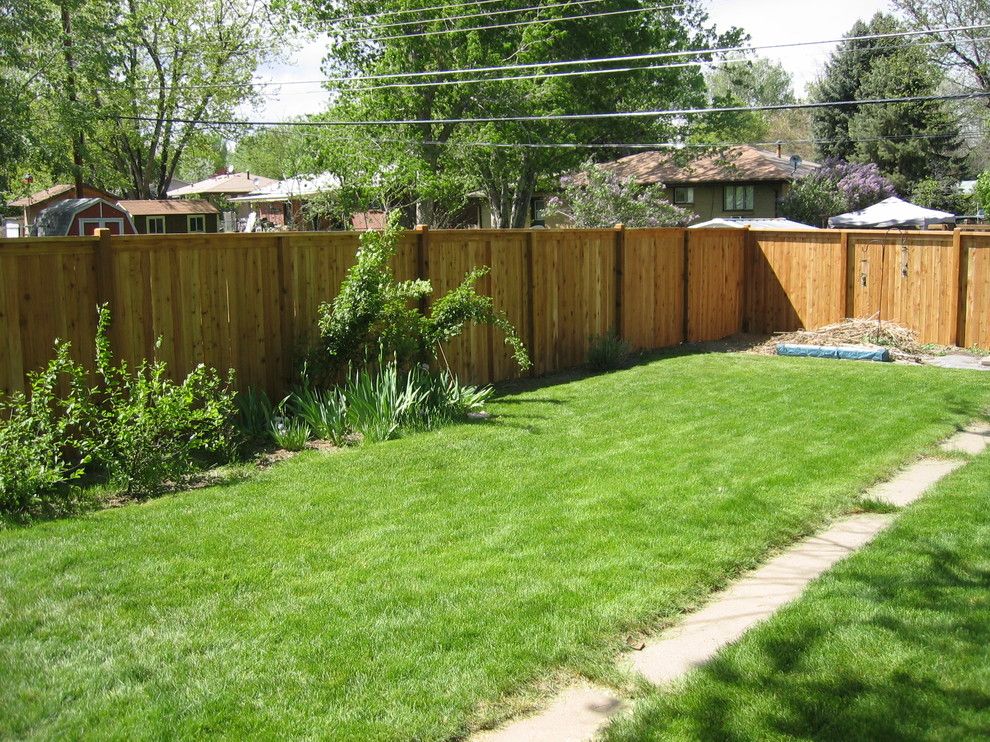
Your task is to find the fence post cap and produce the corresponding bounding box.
[94,228,110,237]
[414,224,429,232]
[613,223,625,231]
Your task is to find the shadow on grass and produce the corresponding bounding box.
[614,542,990,741]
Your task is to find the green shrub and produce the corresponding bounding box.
[236,387,276,444]
[0,343,95,520]
[314,215,529,382]
[587,332,632,371]
[344,361,419,443]
[270,417,312,451]
[288,384,350,446]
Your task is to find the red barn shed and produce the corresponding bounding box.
[34,198,137,237]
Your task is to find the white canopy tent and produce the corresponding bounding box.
[828,197,955,229]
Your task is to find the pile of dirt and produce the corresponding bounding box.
[752,318,931,363]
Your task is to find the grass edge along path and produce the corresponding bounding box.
[0,354,988,740]
[604,439,990,742]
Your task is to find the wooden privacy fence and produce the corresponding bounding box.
[1,226,988,397]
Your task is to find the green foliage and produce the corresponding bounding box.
[0,305,238,520]
[587,332,633,372]
[285,0,742,226]
[547,163,695,228]
[315,216,529,381]
[780,176,856,228]
[92,307,238,497]
[810,13,967,192]
[974,170,990,214]
[0,344,95,520]
[270,417,312,452]
[288,385,349,447]
[911,177,972,213]
[235,387,277,444]
[344,362,419,443]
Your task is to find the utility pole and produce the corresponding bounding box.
[60,2,85,198]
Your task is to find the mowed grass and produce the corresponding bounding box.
[605,446,990,742]
[1,354,987,740]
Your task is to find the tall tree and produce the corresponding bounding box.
[810,13,967,191]
[891,0,990,101]
[13,0,282,198]
[290,0,741,226]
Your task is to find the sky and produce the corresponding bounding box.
[243,0,892,122]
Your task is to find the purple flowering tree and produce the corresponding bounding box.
[547,164,695,228]
[781,159,896,227]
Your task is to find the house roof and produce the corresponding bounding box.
[229,172,341,203]
[592,146,819,186]
[167,172,276,197]
[10,183,118,207]
[117,199,219,216]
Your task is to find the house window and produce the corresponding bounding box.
[673,187,694,205]
[147,216,166,234]
[531,197,547,227]
[724,185,754,212]
[187,214,206,233]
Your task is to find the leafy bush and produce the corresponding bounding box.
[975,171,990,215]
[314,215,529,381]
[236,387,276,444]
[0,343,95,520]
[0,305,238,518]
[288,384,349,446]
[546,163,696,228]
[344,361,419,443]
[270,417,312,451]
[587,332,632,371]
[92,308,237,498]
[781,159,896,227]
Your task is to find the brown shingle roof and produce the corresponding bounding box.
[167,172,276,196]
[594,146,819,186]
[10,183,119,207]
[117,199,219,216]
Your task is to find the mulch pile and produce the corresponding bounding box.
[751,317,933,363]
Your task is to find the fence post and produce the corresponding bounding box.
[954,229,968,347]
[614,223,625,337]
[525,229,537,376]
[94,227,115,308]
[681,228,690,343]
[839,230,851,319]
[415,224,429,314]
[741,227,753,333]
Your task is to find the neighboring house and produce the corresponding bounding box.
[117,200,219,234]
[229,173,342,230]
[465,193,562,229]
[34,198,137,236]
[10,183,120,225]
[168,171,277,222]
[590,145,819,222]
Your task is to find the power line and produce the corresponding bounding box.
[329,129,982,151]
[350,34,990,91]
[135,23,990,92]
[320,0,533,25]
[321,23,990,81]
[115,90,990,127]
[347,0,608,33]
[342,4,685,45]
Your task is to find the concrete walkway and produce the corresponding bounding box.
[473,423,988,742]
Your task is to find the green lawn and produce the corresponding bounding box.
[605,445,990,742]
[1,354,987,740]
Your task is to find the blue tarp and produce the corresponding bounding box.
[776,344,892,363]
